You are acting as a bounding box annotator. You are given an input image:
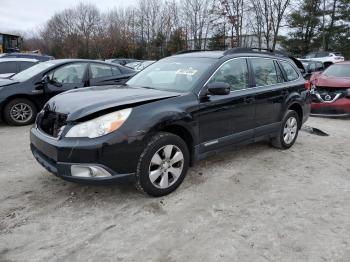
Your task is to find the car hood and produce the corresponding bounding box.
[45,85,182,121]
[0,78,18,87]
[311,73,350,88]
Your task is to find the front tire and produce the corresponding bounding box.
[3,98,37,126]
[135,132,189,197]
[271,110,300,149]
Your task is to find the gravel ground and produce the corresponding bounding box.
[0,117,349,262]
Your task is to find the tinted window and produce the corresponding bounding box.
[111,66,121,76]
[316,52,329,58]
[251,58,282,86]
[209,58,249,91]
[279,61,299,81]
[0,61,17,74]
[49,63,87,84]
[91,63,113,78]
[18,61,36,71]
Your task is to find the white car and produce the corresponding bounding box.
[302,52,344,66]
[0,58,39,78]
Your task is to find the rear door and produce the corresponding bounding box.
[248,57,286,137]
[89,63,130,86]
[197,58,255,153]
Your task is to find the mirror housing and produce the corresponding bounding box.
[207,82,230,96]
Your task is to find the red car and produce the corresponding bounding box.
[310,61,350,116]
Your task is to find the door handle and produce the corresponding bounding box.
[244,96,255,104]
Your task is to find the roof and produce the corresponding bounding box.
[0,32,21,37]
[172,48,291,59]
[173,51,225,59]
[0,58,39,63]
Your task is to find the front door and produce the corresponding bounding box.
[196,58,256,153]
[45,62,88,100]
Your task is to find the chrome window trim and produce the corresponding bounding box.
[199,56,302,98]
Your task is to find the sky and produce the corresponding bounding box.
[0,0,137,35]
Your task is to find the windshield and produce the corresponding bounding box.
[323,64,350,77]
[11,61,57,82]
[126,58,216,92]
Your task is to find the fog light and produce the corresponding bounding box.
[71,165,112,178]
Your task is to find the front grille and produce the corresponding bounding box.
[312,86,348,103]
[38,110,67,138]
[316,86,347,93]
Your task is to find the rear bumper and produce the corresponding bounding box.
[311,98,350,117]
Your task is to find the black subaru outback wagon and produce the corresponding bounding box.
[30,48,311,196]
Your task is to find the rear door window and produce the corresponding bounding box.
[111,66,121,76]
[250,58,282,86]
[279,61,299,81]
[0,62,17,74]
[90,63,113,79]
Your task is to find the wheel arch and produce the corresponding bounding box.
[159,123,195,166]
[1,94,40,118]
[288,102,303,127]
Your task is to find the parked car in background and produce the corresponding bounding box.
[310,62,350,117]
[30,48,310,196]
[105,58,139,66]
[125,61,142,70]
[0,59,135,125]
[126,60,156,71]
[0,53,55,62]
[134,60,156,71]
[0,58,38,78]
[303,51,344,67]
[301,60,325,80]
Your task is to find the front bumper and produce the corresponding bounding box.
[30,127,144,184]
[311,98,350,117]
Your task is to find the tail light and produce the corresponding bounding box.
[304,80,311,90]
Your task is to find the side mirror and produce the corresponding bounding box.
[41,75,50,85]
[207,82,230,95]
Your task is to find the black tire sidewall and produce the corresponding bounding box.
[137,133,189,197]
[279,110,300,149]
[4,98,37,126]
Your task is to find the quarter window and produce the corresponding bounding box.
[280,61,299,81]
[251,58,282,86]
[209,58,249,91]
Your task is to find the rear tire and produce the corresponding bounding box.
[135,132,189,197]
[271,110,300,149]
[3,98,37,126]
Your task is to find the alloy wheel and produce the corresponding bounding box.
[283,116,298,144]
[148,145,184,189]
[10,103,33,123]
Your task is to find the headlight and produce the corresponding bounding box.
[65,108,132,138]
[346,88,350,98]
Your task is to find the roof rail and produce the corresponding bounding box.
[175,49,207,55]
[223,47,288,57]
